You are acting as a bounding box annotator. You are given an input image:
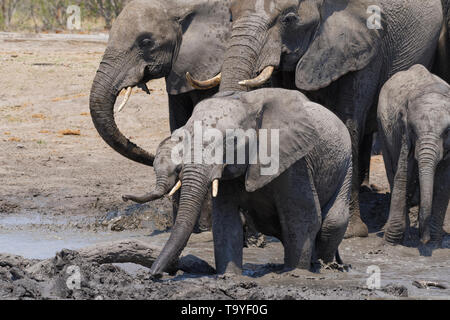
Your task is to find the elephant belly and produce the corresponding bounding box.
[240,189,282,239]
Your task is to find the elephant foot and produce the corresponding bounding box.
[382,235,402,246]
[360,183,383,193]
[382,224,405,245]
[344,215,368,238]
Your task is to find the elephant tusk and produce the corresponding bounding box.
[117,87,132,112]
[186,72,222,90]
[238,66,275,88]
[168,180,182,197]
[212,179,219,198]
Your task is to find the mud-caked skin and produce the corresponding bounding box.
[128,89,352,276]
[378,65,450,245]
[211,0,444,239]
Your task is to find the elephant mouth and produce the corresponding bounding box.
[116,67,154,113]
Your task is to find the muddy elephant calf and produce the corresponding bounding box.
[378,65,450,245]
[126,89,352,275]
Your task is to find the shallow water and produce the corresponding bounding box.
[1,212,450,299]
[0,213,151,260]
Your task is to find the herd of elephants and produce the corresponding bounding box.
[88,0,450,276]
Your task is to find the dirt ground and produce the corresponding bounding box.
[0,33,449,300]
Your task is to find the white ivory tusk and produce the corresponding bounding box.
[186,72,222,90]
[212,179,219,198]
[238,66,275,88]
[169,180,182,197]
[118,87,132,112]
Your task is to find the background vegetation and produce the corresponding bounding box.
[0,0,131,32]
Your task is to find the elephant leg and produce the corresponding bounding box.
[275,162,322,270]
[359,132,373,190]
[343,118,369,238]
[194,193,212,233]
[212,181,243,275]
[168,93,194,133]
[384,136,412,244]
[430,159,450,243]
[316,164,352,263]
[337,60,381,239]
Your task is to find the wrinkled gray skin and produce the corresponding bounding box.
[128,89,352,276]
[89,0,232,229]
[213,0,443,239]
[434,0,450,83]
[378,65,450,245]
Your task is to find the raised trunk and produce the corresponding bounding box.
[150,165,210,275]
[89,59,154,166]
[416,137,440,243]
[219,15,268,92]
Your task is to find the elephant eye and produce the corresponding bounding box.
[140,39,154,48]
[281,12,299,25]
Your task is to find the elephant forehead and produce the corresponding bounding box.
[191,98,248,126]
[109,1,172,46]
[409,95,450,129]
[233,0,297,17]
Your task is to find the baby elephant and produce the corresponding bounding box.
[378,65,450,245]
[127,89,352,276]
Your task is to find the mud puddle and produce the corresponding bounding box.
[1,211,450,299]
[0,212,154,260]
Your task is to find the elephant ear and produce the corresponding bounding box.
[243,90,321,192]
[295,0,384,91]
[166,0,232,95]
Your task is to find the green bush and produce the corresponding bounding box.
[0,0,129,32]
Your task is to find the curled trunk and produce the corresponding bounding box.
[150,165,210,275]
[90,60,154,166]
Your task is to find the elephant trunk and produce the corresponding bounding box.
[89,58,154,166]
[416,135,440,243]
[219,15,268,92]
[150,165,210,275]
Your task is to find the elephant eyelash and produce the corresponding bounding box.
[140,39,154,48]
[280,12,299,26]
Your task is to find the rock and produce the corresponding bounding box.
[381,283,408,297]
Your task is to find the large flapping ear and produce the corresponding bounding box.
[166,0,232,95]
[242,89,322,192]
[296,0,384,91]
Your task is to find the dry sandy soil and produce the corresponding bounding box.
[0,33,449,300]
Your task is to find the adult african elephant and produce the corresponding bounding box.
[89,0,232,229]
[188,0,444,238]
[378,65,450,245]
[434,0,450,83]
[125,89,352,275]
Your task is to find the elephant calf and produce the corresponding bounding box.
[125,89,352,275]
[378,65,450,245]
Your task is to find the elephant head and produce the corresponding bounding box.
[188,0,384,92]
[405,84,450,243]
[147,89,323,275]
[90,0,232,167]
[122,137,181,204]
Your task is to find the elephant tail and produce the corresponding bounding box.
[335,250,343,265]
